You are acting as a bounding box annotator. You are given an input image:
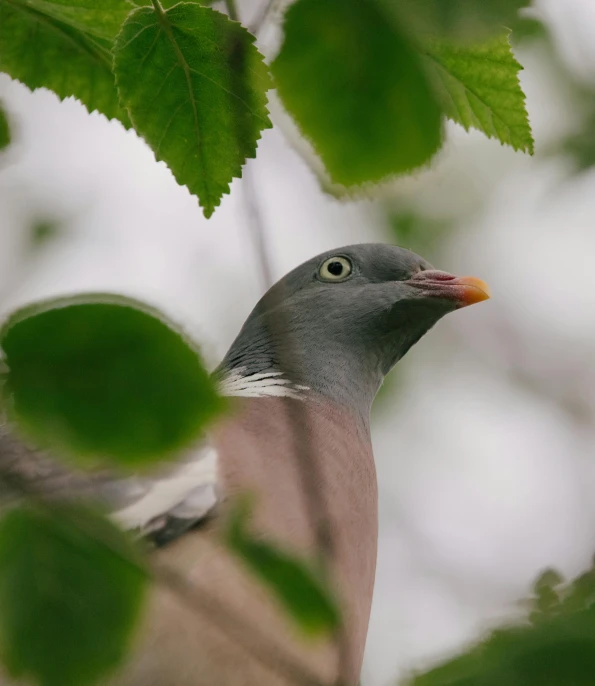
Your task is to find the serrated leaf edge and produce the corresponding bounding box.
[0,1,131,127]
[114,2,272,218]
[421,34,534,154]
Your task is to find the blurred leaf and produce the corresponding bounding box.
[558,564,595,615]
[562,110,595,173]
[509,13,548,44]
[29,218,62,248]
[134,0,214,6]
[410,563,595,686]
[392,0,527,42]
[0,504,147,686]
[114,3,272,218]
[389,209,453,257]
[421,32,534,153]
[272,0,443,187]
[372,366,405,417]
[0,103,10,151]
[15,0,133,40]
[227,497,340,637]
[0,295,224,466]
[0,2,130,126]
[528,568,564,623]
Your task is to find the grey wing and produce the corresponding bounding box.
[0,422,219,546]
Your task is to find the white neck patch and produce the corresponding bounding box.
[218,368,309,399]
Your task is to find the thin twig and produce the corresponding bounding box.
[229,0,340,577]
[243,167,274,290]
[249,0,279,35]
[241,173,336,568]
[241,168,351,685]
[225,0,239,21]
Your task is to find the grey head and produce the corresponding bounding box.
[217,243,489,416]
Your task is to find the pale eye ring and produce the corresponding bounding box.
[318,256,353,282]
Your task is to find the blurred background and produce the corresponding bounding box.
[1,0,595,683]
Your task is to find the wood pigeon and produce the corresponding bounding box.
[0,243,489,686]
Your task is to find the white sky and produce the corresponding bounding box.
[2,1,595,684]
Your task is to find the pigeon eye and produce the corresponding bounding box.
[319,256,353,282]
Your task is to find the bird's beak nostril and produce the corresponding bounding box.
[407,270,490,307]
[410,270,456,282]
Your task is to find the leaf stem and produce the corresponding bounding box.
[150,0,165,19]
[242,168,273,290]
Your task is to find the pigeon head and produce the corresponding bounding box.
[218,243,489,413]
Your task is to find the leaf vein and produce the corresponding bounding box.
[150,1,209,201]
[425,51,521,143]
[154,95,190,158]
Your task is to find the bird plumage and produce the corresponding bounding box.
[0,243,489,685]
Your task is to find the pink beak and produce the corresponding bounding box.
[407,270,491,307]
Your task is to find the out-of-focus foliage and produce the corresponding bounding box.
[0,1,130,127]
[563,110,595,173]
[272,0,532,187]
[134,0,215,7]
[271,0,443,186]
[545,41,595,175]
[408,562,595,686]
[512,14,595,175]
[528,568,565,622]
[0,0,533,215]
[114,3,272,218]
[227,497,340,638]
[28,219,63,249]
[389,209,453,258]
[0,296,223,465]
[0,102,9,151]
[393,0,528,42]
[0,504,147,686]
[421,33,534,153]
[14,0,132,40]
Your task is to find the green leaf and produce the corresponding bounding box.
[0,295,224,466]
[0,2,130,126]
[420,32,534,153]
[227,497,340,637]
[392,0,527,41]
[410,565,595,686]
[134,0,214,7]
[562,110,595,174]
[0,102,10,151]
[114,2,272,218]
[0,504,147,686]
[15,0,134,40]
[529,567,565,622]
[271,0,443,187]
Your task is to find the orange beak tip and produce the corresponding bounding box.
[455,276,491,306]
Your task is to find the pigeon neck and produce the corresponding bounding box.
[216,318,383,420]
